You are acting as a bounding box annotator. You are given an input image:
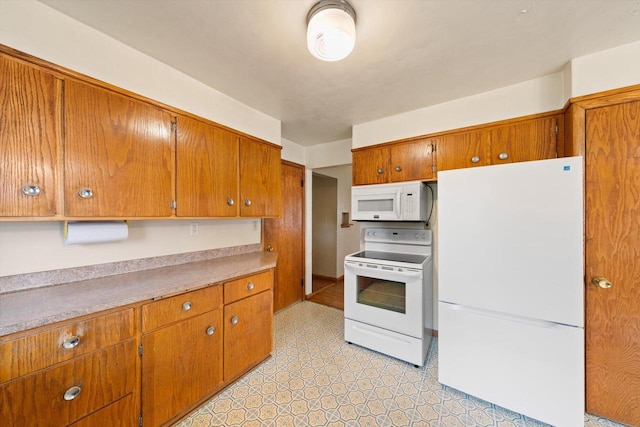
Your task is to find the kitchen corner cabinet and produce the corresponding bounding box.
[63,79,174,217]
[352,139,435,185]
[0,53,60,217]
[176,115,239,217]
[223,270,274,381]
[435,115,560,173]
[141,285,223,427]
[0,308,137,427]
[239,137,282,217]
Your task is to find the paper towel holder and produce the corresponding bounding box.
[63,220,129,245]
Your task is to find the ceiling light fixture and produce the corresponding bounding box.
[306,0,357,62]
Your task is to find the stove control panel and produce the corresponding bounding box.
[364,228,432,245]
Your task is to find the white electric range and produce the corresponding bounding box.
[344,228,433,366]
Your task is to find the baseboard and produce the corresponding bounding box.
[312,274,343,282]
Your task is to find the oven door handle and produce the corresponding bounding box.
[345,262,422,279]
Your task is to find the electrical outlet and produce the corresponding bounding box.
[189,222,199,236]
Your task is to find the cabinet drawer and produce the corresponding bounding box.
[0,309,134,383]
[71,393,136,427]
[142,285,222,332]
[224,270,273,305]
[0,340,136,427]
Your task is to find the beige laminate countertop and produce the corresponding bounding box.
[0,251,277,337]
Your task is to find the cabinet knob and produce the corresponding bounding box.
[395,166,402,172]
[63,386,82,401]
[182,301,192,311]
[227,198,235,206]
[206,326,215,336]
[471,156,480,163]
[247,282,255,291]
[22,185,41,197]
[230,316,239,325]
[498,152,509,160]
[77,188,93,199]
[592,276,613,289]
[244,199,252,207]
[377,168,384,175]
[62,336,80,349]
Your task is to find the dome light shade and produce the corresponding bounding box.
[307,0,356,62]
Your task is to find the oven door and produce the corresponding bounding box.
[344,260,424,338]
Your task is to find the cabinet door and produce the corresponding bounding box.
[64,80,174,217]
[142,310,222,426]
[0,54,59,217]
[176,116,239,217]
[239,138,282,217]
[490,116,558,165]
[390,139,434,182]
[223,290,273,381]
[352,146,389,185]
[435,130,491,172]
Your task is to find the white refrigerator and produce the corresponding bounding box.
[437,156,584,427]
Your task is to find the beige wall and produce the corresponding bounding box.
[311,174,338,278]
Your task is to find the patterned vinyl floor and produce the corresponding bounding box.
[175,301,625,427]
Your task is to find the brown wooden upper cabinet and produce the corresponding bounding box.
[352,139,435,185]
[436,115,560,173]
[0,53,60,217]
[64,79,174,217]
[239,137,282,217]
[176,115,239,217]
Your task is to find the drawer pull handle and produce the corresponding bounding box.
[62,336,80,349]
[206,326,215,336]
[231,316,239,325]
[63,386,82,401]
[182,301,192,311]
[247,282,255,291]
[22,185,41,196]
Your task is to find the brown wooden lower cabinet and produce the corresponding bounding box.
[0,268,274,427]
[223,289,273,382]
[0,340,136,427]
[70,393,137,427]
[141,308,223,426]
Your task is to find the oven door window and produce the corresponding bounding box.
[357,276,405,314]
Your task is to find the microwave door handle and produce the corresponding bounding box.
[395,188,401,219]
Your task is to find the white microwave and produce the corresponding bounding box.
[351,181,427,221]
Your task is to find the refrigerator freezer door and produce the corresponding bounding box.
[439,302,584,427]
[438,157,584,326]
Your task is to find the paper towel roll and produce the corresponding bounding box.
[64,221,129,245]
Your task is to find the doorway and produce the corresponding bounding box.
[311,172,338,285]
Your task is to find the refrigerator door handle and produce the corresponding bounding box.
[443,302,565,329]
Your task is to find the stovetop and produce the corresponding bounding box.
[348,250,428,265]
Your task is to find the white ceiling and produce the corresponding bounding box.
[39,0,640,146]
